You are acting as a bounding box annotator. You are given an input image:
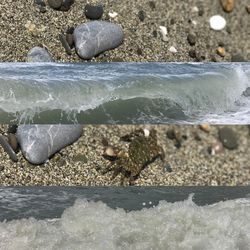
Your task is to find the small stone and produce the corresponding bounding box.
[217,47,226,57]
[218,127,238,150]
[59,33,72,55]
[73,154,88,163]
[210,140,224,155]
[8,125,18,134]
[166,129,175,140]
[152,30,157,38]
[187,33,196,46]
[59,0,74,11]
[189,49,196,58]
[169,46,177,53]
[209,15,226,31]
[137,47,143,56]
[35,0,46,7]
[27,47,53,62]
[170,18,175,25]
[0,165,4,171]
[48,0,62,9]
[84,4,104,20]
[199,124,210,133]
[163,163,172,173]
[138,10,145,21]
[66,33,74,49]
[231,53,246,62]
[73,21,124,60]
[246,5,250,14]
[159,26,168,41]
[242,87,250,97]
[148,1,156,9]
[39,6,47,13]
[108,12,118,18]
[220,0,234,13]
[198,5,204,16]
[7,133,18,152]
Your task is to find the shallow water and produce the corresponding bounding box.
[0,187,250,250]
[0,62,249,124]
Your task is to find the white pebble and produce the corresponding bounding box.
[109,12,118,18]
[142,202,146,206]
[143,128,150,137]
[209,15,226,31]
[169,46,177,53]
[149,201,152,205]
[192,20,197,26]
[159,26,168,41]
[192,6,199,12]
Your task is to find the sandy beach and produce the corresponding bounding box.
[0,0,249,62]
[0,125,249,186]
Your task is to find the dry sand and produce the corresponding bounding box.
[0,125,249,186]
[0,0,249,62]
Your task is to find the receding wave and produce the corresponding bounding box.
[0,62,249,124]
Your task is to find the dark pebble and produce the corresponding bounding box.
[170,18,175,25]
[137,47,143,56]
[0,135,18,162]
[84,4,104,20]
[39,6,47,13]
[8,124,18,134]
[166,129,175,140]
[189,49,196,58]
[231,53,246,62]
[218,127,238,150]
[60,0,74,11]
[138,10,145,21]
[7,133,18,152]
[187,33,196,46]
[0,165,4,171]
[246,5,250,13]
[66,26,74,34]
[163,163,172,173]
[48,0,62,9]
[198,6,204,16]
[35,0,46,6]
[66,33,74,48]
[152,30,157,37]
[148,1,156,9]
[59,33,72,55]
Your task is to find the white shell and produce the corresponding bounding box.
[109,12,118,18]
[209,15,226,30]
[169,46,177,53]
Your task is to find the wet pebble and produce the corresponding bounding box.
[187,33,196,46]
[84,4,104,20]
[218,127,238,150]
[73,21,124,60]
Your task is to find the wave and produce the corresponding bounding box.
[0,62,249,124]
[0,195,250,250]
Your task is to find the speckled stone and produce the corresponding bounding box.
[27,47,53,62]
[73,21,124,59]
[17,125,83,164]
[218,127,238,150]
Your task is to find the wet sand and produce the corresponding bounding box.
[0,125,249,186]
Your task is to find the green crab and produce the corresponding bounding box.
[102,128,165,185]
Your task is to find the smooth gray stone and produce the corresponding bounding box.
[17,125,83,164]
[27,47,53,62]
[73,21,124,59]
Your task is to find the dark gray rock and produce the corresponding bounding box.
[73,21,124,59]
[27,47,53,62]
[17,125,83,165]
[48,0,62,9]
[187,33,196,46]
[48,0,74,11]
[242,87,250,97]
[84,4,104,20]
[218,127,238,150]
[138,10,145,21]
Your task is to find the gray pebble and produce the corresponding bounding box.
[17,125,83,165]
[27,46,53,62]
[187,33,196,46]
[73,21,124,60]
[218,127,238,150]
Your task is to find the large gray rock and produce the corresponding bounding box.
[73,21,124,59]
[27,46,53,62]
[17,125,83,164]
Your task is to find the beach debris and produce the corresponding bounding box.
[220,0,235,13]
[84,4,104,20]
[17,125,83,165]
[169,46,177,53]
[209,15,226,30]
[199,124,210,133]
[108,11,118,18]
[102,128,165,185]
[218,127,238,150]
[0,135,18,162]
[73,21,124,59]
[187,33,196,46]
[159,26,168,41]
[27,46,53,62]
[48,0,74,11]
[217,47,226,57]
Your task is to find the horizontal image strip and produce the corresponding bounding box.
[0,62,249,124]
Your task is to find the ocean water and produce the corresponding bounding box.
[0,62,249,124]
[0,187,250,250]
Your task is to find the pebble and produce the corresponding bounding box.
[148,1,156,10]
[217,47,226,57]
[17,125,83,165]
[72,154,88,163]
[8,125,18,134]
[66,33,74,49]
[199,124,210,133]
[159,26,168,41]
[48,0,74,11]
[59,33,72,55]
[231,53,246,62]
[138,10,145,21]
[242,87,250,97]
[209,15,226,31]
[48,0,62,9]
[108,12,118,18]
[169,46,177,53]
[246,5,250,14]
[0,135,18,162]
[84,4,104,20]
[187,33,196,46]
[220,0,235,13]
[0,165,4,171]
[218,127,238,150]
[7,133,18,152]
[73,21,124,60]
[210,140,224,155]
[189,49,196,59]
[163,163,173,173]
[27,46,53,62]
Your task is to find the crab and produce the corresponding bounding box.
[102,128,165,185]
